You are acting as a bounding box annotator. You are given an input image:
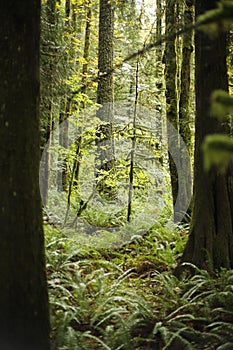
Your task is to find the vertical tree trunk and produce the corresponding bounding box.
[164,0,179,214]
[57,99,70,192]
[72,1,77,30]
[81,0,92,99]
[57,0,72,192]
[179,0,194,154]
[41,100,54,204]
[96,0,115,198]
[0,2,51,349]
[74,0,92,183]
[178,0,194,219]
[177,0,233,272]
[155,0,163,77]
[66,0,71,18]
[41,0,57,204]
[97,0,114,115]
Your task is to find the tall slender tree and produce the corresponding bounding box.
[74,0,92,182]
[40,0,58,204]
[177,0,233,272]
[57,0,73,192]
[0,1,51,349]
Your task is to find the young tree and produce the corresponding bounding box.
[177,0,233,272]
[0,2,51,349]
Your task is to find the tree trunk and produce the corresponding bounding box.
[179,0,194,154]
[57,98,70,192]
[66,0,71,18]
[81,0,92,99]
[177,0,233,272]
[0,2,51,349]
[164,0,179,215]
[41,100,53,204]
[72,0,77,30]
[96,0,115,198]
[97,0,114,118]
[40,0,58,204]
[178,0,194,220]
[74,0,92,183]
[155,0,163,74]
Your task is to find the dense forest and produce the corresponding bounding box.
[0,0,233,349]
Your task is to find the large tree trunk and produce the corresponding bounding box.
[96,0,115,198]
[0,2,51,349]
[177,0,233,272]
[178,0,194,220]
[97,0,114,108]
[164,0,179,213]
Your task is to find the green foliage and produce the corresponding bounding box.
[40,2,233,348]
[202,89,233,172]
[45,224,233,349]
[197,0,233,36]
[210,90,233,119]
[203,134,233,172]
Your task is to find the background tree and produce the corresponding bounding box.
[0,1,51,349]
[96,0,115,197]
[40,0,58,204]
[178,0,194,220]
[177,0,233,272]
[164,0,179,214]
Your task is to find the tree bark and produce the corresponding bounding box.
[178,0,194,220]
[96,0,115,198]
[179,0,194,154]
[40,0,58,204]
[164,0,179,215]
[177,0,233,272]
[74,0,92,183]
[0,1,51,349]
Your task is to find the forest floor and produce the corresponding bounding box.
[45,222,233,350]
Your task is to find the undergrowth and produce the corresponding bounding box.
[45,224,233,350]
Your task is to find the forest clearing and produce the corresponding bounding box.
[0,0,233,349]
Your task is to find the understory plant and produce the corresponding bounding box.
[45,224,233,350]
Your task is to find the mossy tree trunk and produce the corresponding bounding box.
[96,0,115,198]
[179,0,194,154]
[164,0,179,214]
[57,98,70,192]
[178,0,194,219]
[57,0,72,192]
[155,0,163,78]
[0,1,51,349]
[74,0,92,184]
[40,0,57,204]
[177,0,233,272]
[72,0,77,30]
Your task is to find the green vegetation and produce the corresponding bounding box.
[40,1,232,347]
[1,0,233,349]
[46,223,233,349]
